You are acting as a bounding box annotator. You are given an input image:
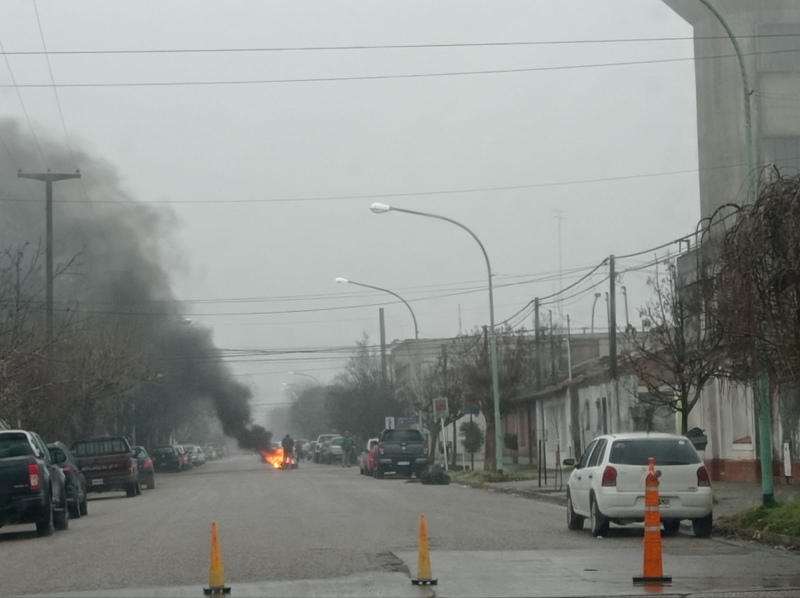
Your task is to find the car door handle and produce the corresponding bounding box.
[577,476,581,480]
[588,474,593,479]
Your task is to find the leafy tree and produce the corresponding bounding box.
[460,420,484,454]
[326,333,403,441]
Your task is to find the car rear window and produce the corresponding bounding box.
[72,438,129,457]
[609,438,701,466]
[154,447,174,454]
[382,430,424,442]
[0,433,33,459]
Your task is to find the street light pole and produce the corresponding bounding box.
[696,0,772,505]
[590,293,602,334]
[369,202,505,474]
[17,170,81,340]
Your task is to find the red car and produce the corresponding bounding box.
[359,438,379,476]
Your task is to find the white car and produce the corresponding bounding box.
[564,432,713,538]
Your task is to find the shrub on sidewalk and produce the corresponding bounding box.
[717,501,800,538]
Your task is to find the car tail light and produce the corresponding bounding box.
[125,457,133,470]
[62,465,73,476]
[697,466,711,487]
[378,442,384,455]
[28,463,41,491]
[423,442,428,455]
[601,465,617,487]
[144,458,153,468]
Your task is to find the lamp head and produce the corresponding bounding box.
[594,292,601,299]
[370,202,391,214]
[335,277,349,284]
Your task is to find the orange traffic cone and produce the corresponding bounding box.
[203,521,231,595]
[411,514,438,586]
[633,458,672,585]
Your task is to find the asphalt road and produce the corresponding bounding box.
[1,454,799,597]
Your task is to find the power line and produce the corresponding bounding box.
[2,48,799,89]
[0,36,46,168]
[4,33,800,56]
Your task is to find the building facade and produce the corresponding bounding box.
[663,0,800,218]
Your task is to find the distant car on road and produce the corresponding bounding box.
[359,438,379,476]
[324,437,344,464]
[313,434,338,463]
[177,445,193,470]
[132,446,155,489]
[47,441,88,518]
[152,446,182,473]
[563,432,713,538]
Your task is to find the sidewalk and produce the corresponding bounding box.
[454,473,800,543]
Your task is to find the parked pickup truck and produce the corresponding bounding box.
[0,429,69,536]
[71,436,140,497]
[374,429,428,479]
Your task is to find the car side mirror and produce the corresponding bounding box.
[562,458,576,467]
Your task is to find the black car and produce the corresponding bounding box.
[46,441,88,519]
[132,446,155,489]
[152,446,182,473]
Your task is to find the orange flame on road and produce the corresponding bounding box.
[259,447,284,468]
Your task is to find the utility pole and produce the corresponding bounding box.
[534,298,541,391]
[379,308,387,385]
[549,309,555,385]
[609,255,617,380]
[17,169,81,340]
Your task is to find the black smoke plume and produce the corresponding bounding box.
[0,119,269,449]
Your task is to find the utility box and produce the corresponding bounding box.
[685,427,708,451]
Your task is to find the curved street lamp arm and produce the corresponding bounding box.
[696,0,756,203]
[388,207,495,328]
[346,279,419,340]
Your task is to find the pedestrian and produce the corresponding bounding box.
[341,431,353,467]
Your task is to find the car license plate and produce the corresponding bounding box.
[92,478,103,486]
[660,497,670,506]
[398,461,410,466]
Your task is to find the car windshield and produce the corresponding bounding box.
[608,438,701,466]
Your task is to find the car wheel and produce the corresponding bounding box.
[69,487,81,519]
[590,495,609,537]
[376,465,385,479]
[662,519,681,537]
[692,513,713,538]
[136,480,142,495]
[146,474,155,490]
[36,497,54,537]
[79,487,88,517]
[54,490,69,530]
[125,482,137,498]
[566,490,585,531]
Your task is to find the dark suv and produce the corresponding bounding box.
[152,446,182,473]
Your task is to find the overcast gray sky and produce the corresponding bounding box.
[0,0,700,427]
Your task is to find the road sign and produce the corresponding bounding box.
[385,416,395,430]
[463,394,480,416]
[433,397,448,420]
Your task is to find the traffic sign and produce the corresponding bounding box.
[385,416,395,430]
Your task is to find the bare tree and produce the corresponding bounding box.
[447,326,534,472]
[624,261,725,434]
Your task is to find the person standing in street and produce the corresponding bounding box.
[341,431,353,467]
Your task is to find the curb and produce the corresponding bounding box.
[454,480,568,507]
[714,525,800,550]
